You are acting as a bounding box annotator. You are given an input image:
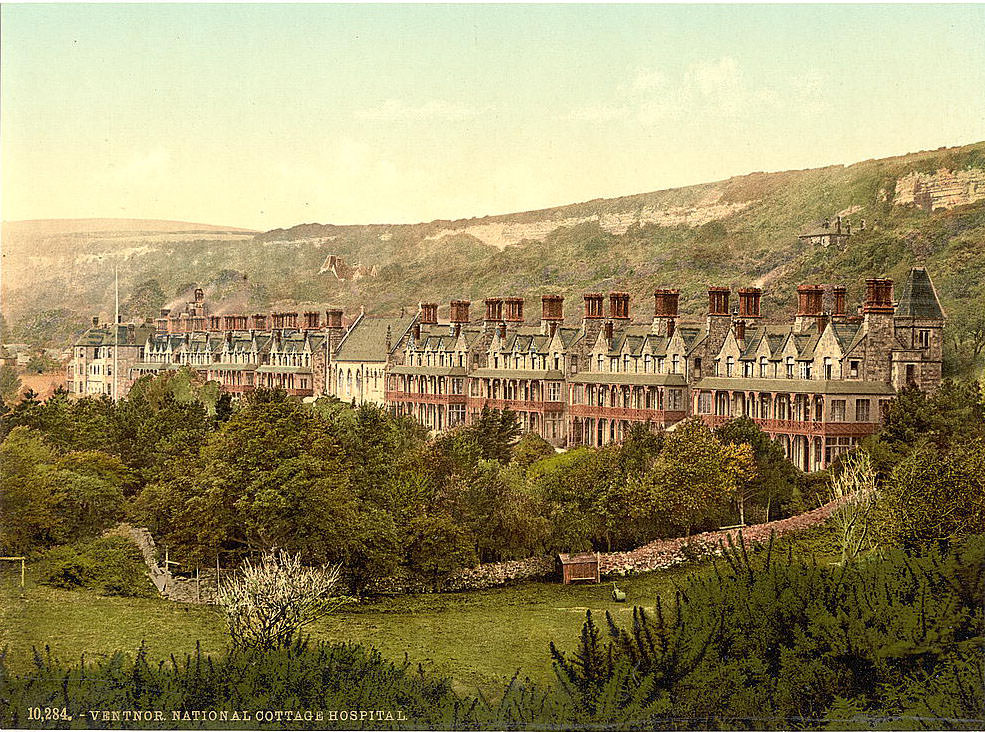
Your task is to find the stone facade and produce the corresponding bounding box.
[387,268,945,471]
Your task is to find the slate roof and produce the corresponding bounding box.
[896,267,946,320]
[75,324,155,347]
[335,314,416,362]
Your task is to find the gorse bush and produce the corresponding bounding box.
[0,641,490,730]
[549,533,985,730]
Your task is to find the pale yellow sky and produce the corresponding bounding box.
[3,4,984,230]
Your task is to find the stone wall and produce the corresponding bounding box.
[122,500,842,603]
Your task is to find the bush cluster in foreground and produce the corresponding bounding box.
[4,535,982,730]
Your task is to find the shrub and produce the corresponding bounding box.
[217,550,352,651]
[550,533,985,729]
[40,536,154,597]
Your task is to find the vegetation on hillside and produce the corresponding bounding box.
[0,370,823,592]
[3,143,984,376]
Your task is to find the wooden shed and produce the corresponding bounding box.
[557,552,601,584]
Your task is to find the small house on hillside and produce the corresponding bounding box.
[558,552,600,584]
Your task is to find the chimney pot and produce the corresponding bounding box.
[325,309,343,329]
[541,294,564,322]
[736,320,746,341]
[796,285,825,316]
[504,297,525,323]
[707,286,730,316]
[420,302,438,325]
[653,289,680,318]
[583,293,604,319]
[738,287,762,318]
[450,299,471,324]
[609,292,630,320]
[831,286,848,317]
[484,297,504,322]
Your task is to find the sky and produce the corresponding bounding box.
[2,4,985,231]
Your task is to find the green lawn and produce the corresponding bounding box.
[0,526,839,698]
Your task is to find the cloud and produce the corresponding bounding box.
[565,56,809,125]
[355,99,483,121]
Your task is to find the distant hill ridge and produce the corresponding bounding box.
[3,218,257,236]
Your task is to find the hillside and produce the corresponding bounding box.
[2,143,984,374]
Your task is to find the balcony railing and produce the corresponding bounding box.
[385,390,467,405]
[569,404,687,423]
[701,414,880,437]
[467,397,565,413]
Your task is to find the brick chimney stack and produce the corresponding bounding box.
[706,286,732,358]
[325,308,344,330]
[541,295,564,336]
[484,298,503,330]
[449,299,470,337]
[303,311,321,330]
[708,286,730,316]
[863,278,895,313]
[738,287,762,318]
[282,312,298,330]
[190,315,205,332]
[735,320,746,342]
[419,302,438,325]
[583,293,605,346]
[609,292,630,320]
[831,286,848,319]
[795,285,825,331]
[652,289,679,337]
[503,297,525,324]
[450,300,471,324]
[251,313,267,331]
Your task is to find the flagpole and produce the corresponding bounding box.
[114,265,119,400]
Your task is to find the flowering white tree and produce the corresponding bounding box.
[217,550,351,651]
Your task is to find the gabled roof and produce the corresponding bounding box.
[896,267,946,320]
[335,314,416,362]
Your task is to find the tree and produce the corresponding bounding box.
[642,420,751,536]
[405,513,477,581]
[716,417,800,521]
[0,427,62,553]
[217,551,351,652]
[511,431,555,468]
[0,364,22,404]
[873,439,985,549]
[469,406,521,463]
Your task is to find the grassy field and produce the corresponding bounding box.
[0,526,839,698]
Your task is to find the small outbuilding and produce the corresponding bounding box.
[557,552,601,584]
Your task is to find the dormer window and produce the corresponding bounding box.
[759,356,768,377]
[849,360,860,378]
[786,357,794,379]
[726,356,734,377]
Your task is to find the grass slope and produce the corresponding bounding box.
[0,527,838,698]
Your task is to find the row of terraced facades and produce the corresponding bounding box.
[69,267,945,471]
